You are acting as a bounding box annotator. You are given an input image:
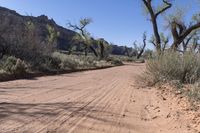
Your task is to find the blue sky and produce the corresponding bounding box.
[0,0,199,47]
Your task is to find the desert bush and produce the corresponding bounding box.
[52,52,119,70]
[107,55,133,62]
[52,52,81,70]
[1,56,28,75]
[39,56,61,71]
[26,54,61,72]
[52,52,98,70]
[110,58,123,66]
[144,51,200,85]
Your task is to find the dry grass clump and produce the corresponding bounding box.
[142,51,200,102]
[144,52,200,85]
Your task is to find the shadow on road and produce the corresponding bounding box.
[0,101,137,131]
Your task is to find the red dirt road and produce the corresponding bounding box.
[0,64,199,133]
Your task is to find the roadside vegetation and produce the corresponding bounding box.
[141,0,200,103]
[0,15,149,81]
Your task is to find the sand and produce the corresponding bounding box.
[0,63,199,133]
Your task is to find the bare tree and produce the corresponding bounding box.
[137,32,147,59]
[142,0,172,53]
[170,15,200,50]
[89,37,98,57]
[142,0,200,52]
[133,32,147,59]
[96,38,111,59]
[67,18,98,57]
[98,39,106,59]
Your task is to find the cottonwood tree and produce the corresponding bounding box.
[142,0,200,52]
[133,32,147,59]
[170,14,200,50]
[142,0,172,53]
[97,39,106,59]
[96,38,112,59]
[164,8,200,52]
[67,18,98,57]
[88,37,98,57]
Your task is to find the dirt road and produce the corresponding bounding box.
[0,64,199,133]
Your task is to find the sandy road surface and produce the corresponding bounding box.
[0,63,199,133]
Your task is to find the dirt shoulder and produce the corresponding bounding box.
[0,63,199,133]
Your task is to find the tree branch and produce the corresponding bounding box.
[171,21,179,40]
[155,0,172,18]
[180,22,200,40]
[137,33,147,59]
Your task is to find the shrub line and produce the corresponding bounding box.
[0,64,124,82]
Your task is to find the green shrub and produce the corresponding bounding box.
[110,59,123,66]
[144,52,200,85]
[2,56,27,75]
[52,52,79,70]
[60,57,79,70]
[40,56,61,71]
[27,54,61,72]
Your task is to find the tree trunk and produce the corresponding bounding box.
[99,42,105,59]
[137,49,144,59]
[182,42,187,53]
[89,46,98,57]
[171,42,178,51]
[84,47,88,57]
[170,22,200,50]
[151,18,161,53]
[142,0,172,54]
[137,35,147,59]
